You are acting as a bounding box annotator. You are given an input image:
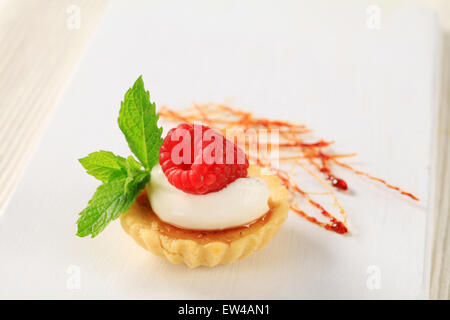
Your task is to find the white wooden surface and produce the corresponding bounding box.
[0,0,442,299]
[0,0,448,299]
[0,0,108,215]
[430,34,450,299]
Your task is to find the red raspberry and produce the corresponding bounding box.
[159,123,249,194]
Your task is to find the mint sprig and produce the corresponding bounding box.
[118,76,163,170]
[77,76,162,238]
[79,151,127,182]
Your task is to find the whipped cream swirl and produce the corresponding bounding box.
[148,165,270,230]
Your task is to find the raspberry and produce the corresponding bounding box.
[159,123,249,194]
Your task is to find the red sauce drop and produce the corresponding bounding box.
[325,218,348,234]
[328,175,348,191]
[319,156,348,191]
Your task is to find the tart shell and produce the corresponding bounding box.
[120,165,290,268]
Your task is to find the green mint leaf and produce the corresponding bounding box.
[124,156,149,194]
[79,151,127,182]
[77,76,161,238]
[118,75,163,170]
[125,155,142,174]
[76,166,149,238]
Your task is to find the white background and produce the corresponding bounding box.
[0,0,441,299]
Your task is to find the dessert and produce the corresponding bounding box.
[76,76,289,268]
[76,76,418,268]
[120,164,288,268]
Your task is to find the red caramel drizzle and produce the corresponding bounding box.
[159,103,419,234]
[136,192,273,244]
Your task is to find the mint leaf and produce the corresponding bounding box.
[77,76,162,238]
[79,151,127,182]
[124,156,148,194]
[76,168,149,238]
[118,76,163,170]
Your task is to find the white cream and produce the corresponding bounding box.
[148,165,270,230]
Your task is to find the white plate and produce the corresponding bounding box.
[0,0,441,299]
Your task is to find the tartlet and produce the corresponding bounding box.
[120,165,289,268]
[76,77,290,268]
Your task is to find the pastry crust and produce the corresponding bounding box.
[120,165,289,268]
